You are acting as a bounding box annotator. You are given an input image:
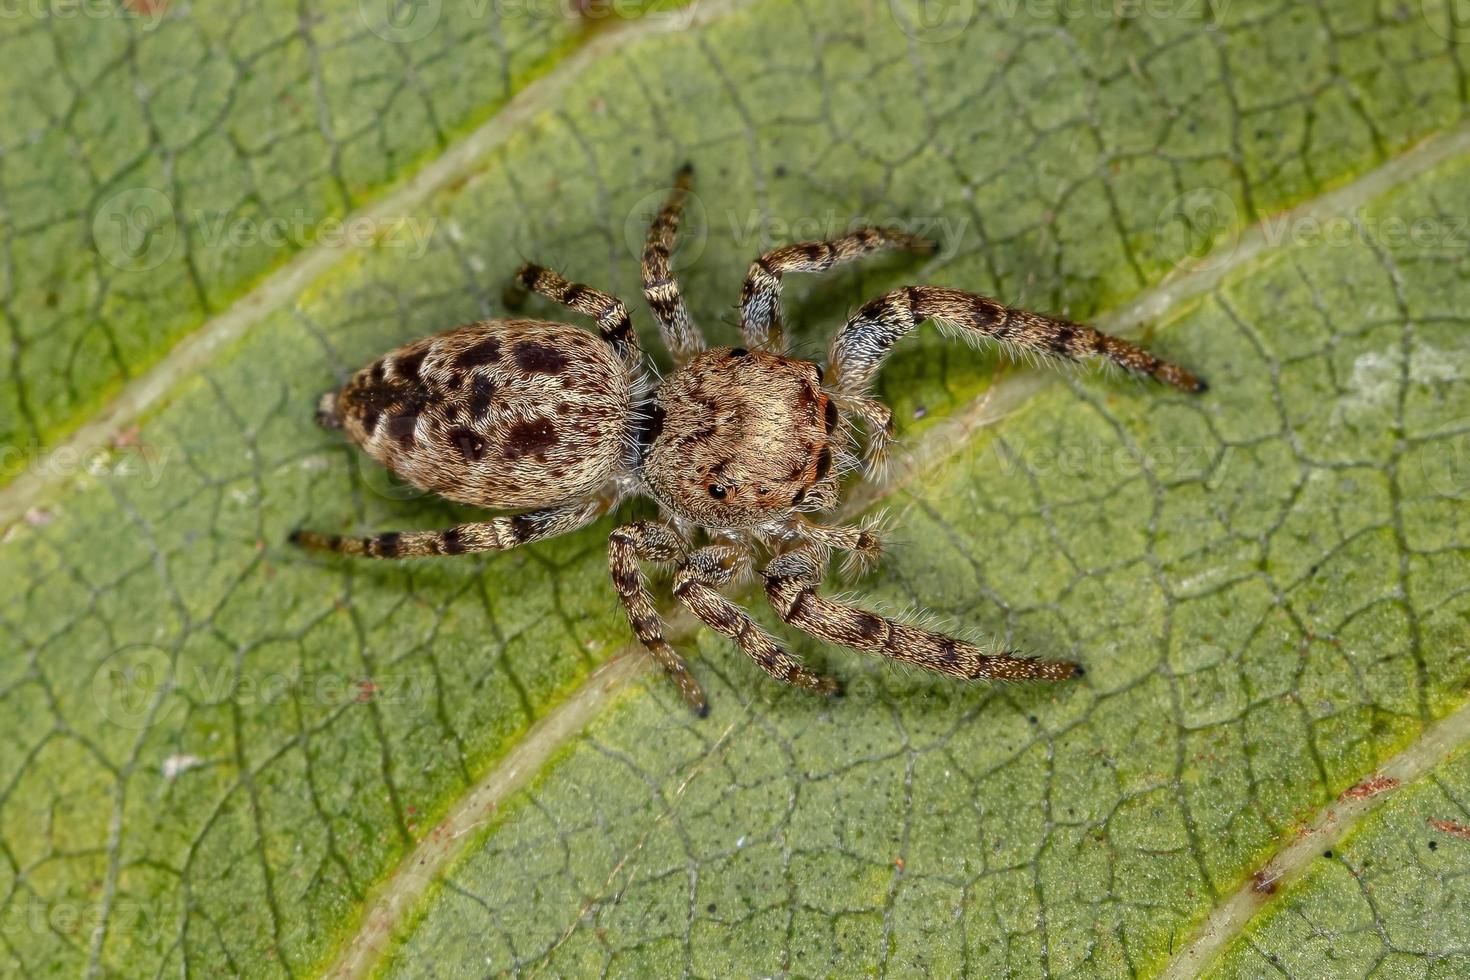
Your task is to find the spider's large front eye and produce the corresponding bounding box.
[707,484,728,500]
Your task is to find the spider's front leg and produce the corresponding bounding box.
[790,517,886,578]
[641,163,704,365]
[740,227,934,353]
[761,544,1081,682]
[831,393,895,469]
[672,544,840,697]
[608,521,709,715]
[828,285,1206,395]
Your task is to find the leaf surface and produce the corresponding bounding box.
[1,1,1468,977]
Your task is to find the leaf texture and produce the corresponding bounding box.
[0,1,1467,977]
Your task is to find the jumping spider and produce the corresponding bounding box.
[293,165,1205,715]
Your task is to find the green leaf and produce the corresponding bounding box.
[0,0,662,475]
[1,1,1468,977]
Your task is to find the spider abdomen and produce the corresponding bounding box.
[323,319,633,510]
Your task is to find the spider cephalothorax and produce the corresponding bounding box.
[293,165,1205,715]
[642,346,845,529]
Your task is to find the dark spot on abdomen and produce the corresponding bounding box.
[456,335,502,368]
[468,376,496,418]
[515,340,570,375]
[386,412,418,448]
[504,417,559,459]
[394,348,427,379]
[449,427,488,461]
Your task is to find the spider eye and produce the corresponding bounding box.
[707,484,727,500]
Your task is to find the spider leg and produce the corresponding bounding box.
[503,263,641,370]
[314,391,344,430]
[831,392,894,467]
[672,545,839,696]
[641,163,704,365]
[740,227,934,353]
[791,518,885,577]
[290,497,607,559]
[607,521,708,715]
[827,285,1206,395]
[762,545,1081,682]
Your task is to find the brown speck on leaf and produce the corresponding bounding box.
[1250,869,1280,895]
[355,680,379,703]
[111,425,141,448]
[1429,818,1470,841]
[1339,775,1399,801]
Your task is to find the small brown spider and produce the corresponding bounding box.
[292,165,1205,715]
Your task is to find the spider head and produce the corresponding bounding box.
[640,347,844,530]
